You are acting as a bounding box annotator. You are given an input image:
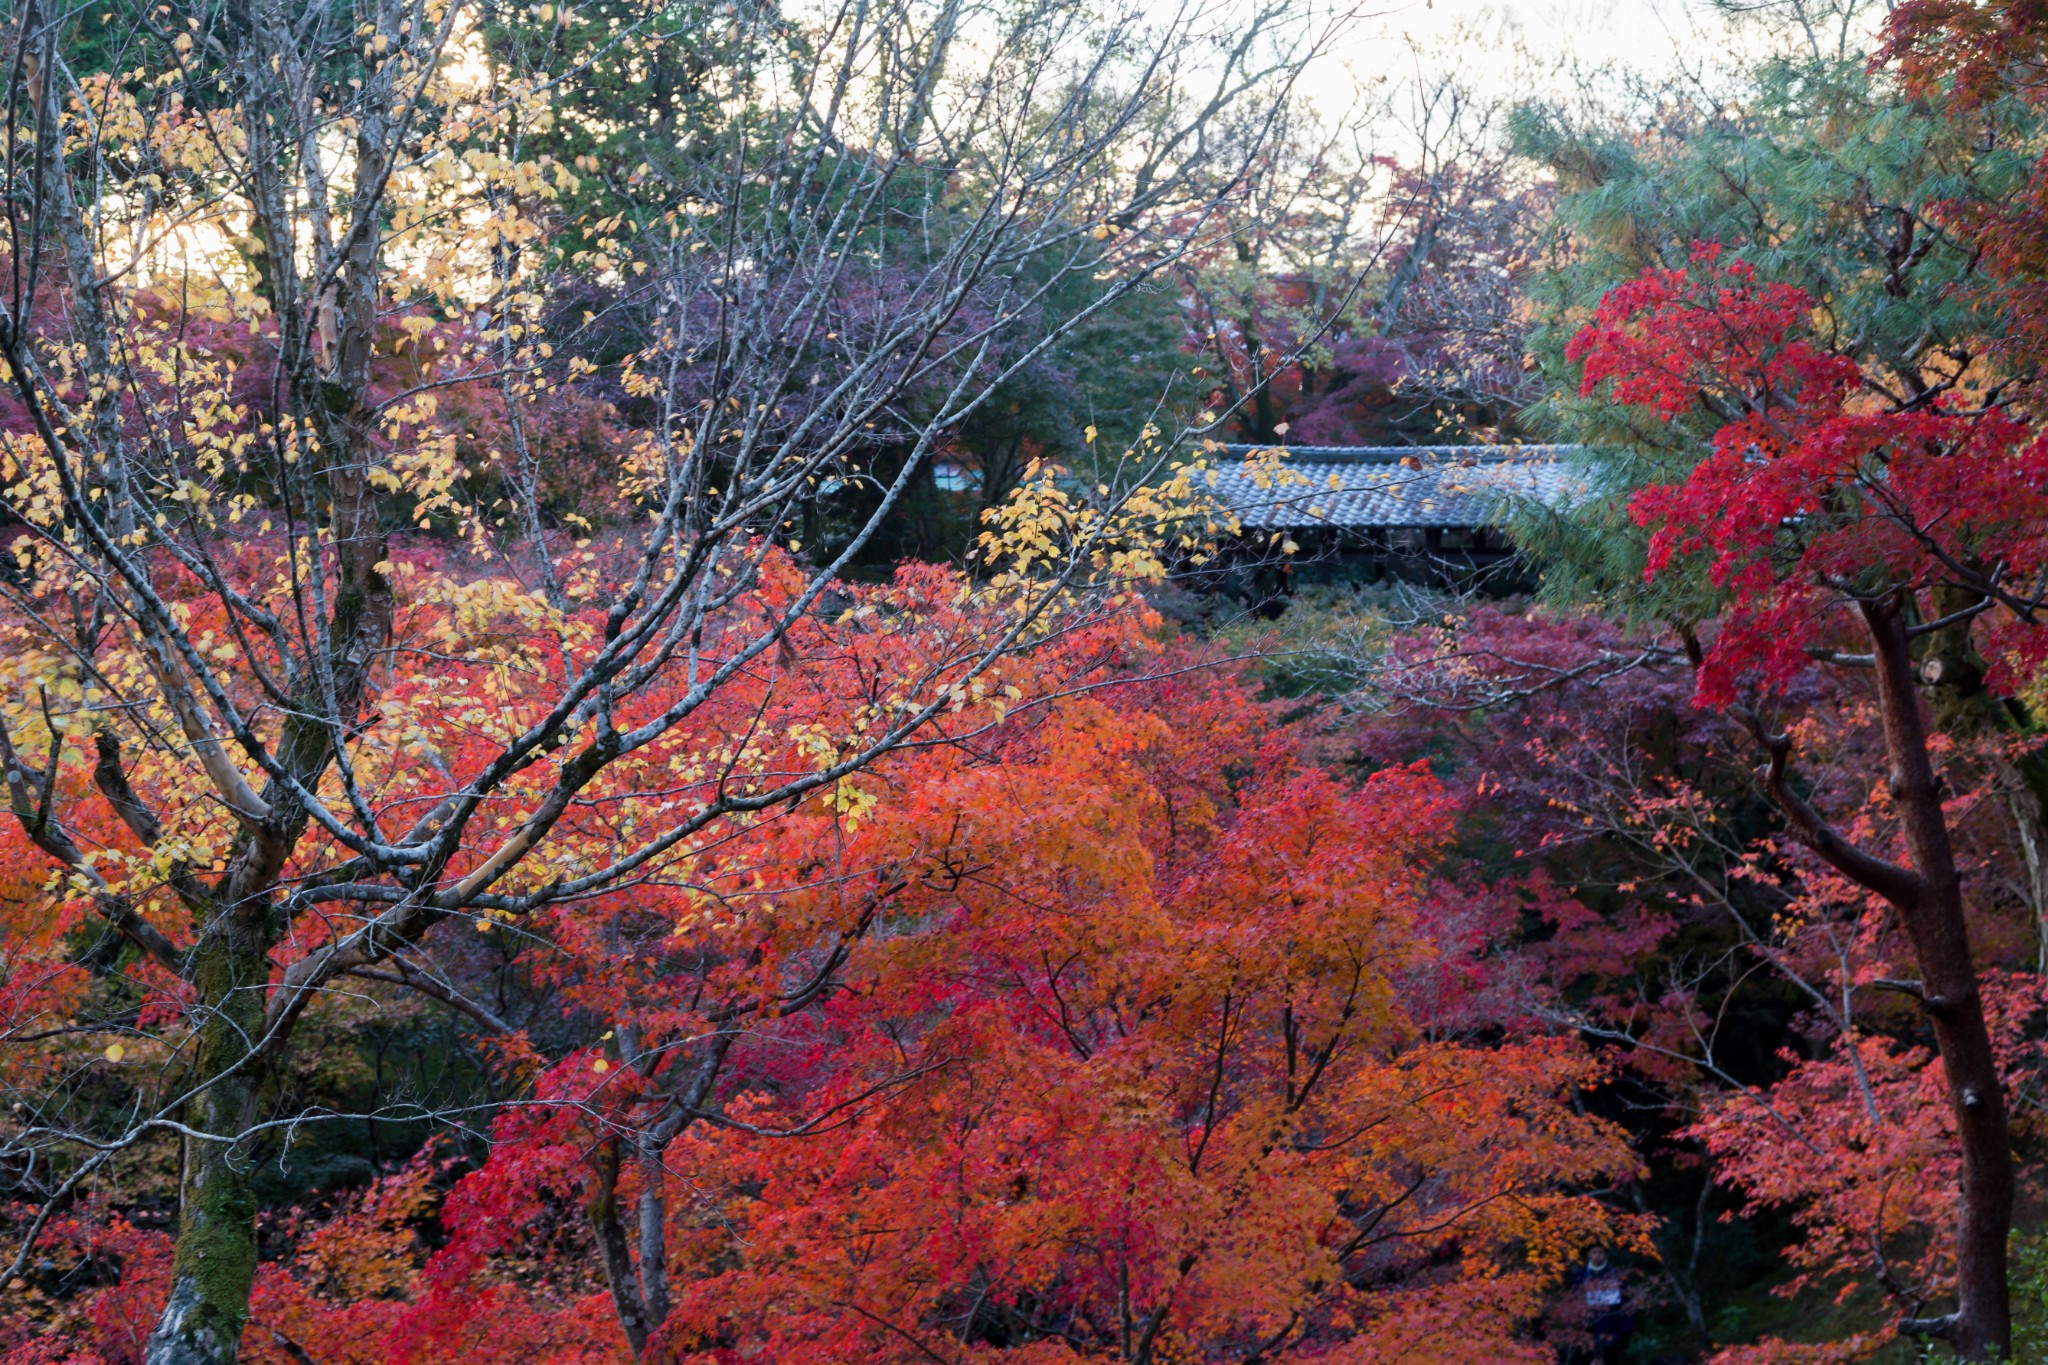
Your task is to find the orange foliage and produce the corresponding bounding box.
[388,650,1643,1362]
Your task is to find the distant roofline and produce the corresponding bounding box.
[1216,443,1585,465]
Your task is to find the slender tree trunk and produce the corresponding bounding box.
[1633,1172,1712,1350]
[2009,769,2048,974]
[588,1136,654,1357]
[636,1138,673,1346]
[1862,599,2014,1360]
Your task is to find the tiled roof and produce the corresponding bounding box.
[1206,444,1589,530]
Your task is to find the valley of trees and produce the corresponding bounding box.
[1,0,2046,1360]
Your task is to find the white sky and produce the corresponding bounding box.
[1288,0,1892,157]
[1343,0,1694,74]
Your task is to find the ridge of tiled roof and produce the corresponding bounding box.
[1216,443,1586,462]
[1203,443,1592,530]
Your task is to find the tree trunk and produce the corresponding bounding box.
[1862,599,2014,1360]
[145,932,269,1365]
[587,1136,655,1357]
[1375,208,1439,335]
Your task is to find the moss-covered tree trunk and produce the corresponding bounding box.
[145,928,270,1364]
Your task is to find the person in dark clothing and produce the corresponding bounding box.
[1565,1244,1635,1364]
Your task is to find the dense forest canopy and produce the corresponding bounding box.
[1,0,2047,1362]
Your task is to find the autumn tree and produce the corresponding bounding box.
[1504,15,2048,1352]
[0,0,1335,1359]
[1547,236,2046,1358]
[382,643,1643,1364]
[0,632,1648,1363]
[1279,589,2048,1356]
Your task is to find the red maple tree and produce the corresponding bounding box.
[1568,240,2048,1358]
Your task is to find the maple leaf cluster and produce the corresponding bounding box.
[1567,243,2048,705]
